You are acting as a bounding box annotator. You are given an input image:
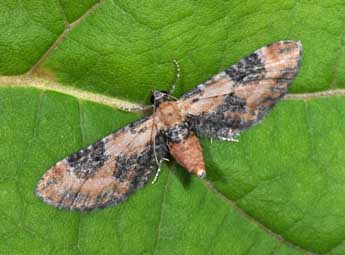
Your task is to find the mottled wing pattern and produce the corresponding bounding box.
[178,41,302,140]
[36,116,168,211]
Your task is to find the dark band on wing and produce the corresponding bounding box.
[225,52,266,85]
[66,140,109,179]
[114,133,168,187]
[186,94,250,138]
[180,52,266,100]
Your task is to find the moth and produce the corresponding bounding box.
[36,40,302,211]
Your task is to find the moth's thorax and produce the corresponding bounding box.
[156,101,183,126]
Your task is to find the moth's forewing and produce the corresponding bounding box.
[36,116,168,211]
[179,41,302,139]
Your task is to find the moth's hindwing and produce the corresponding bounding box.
[179,40,302,140]
[36,116,168,211]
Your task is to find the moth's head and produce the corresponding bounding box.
[150,90,170,106]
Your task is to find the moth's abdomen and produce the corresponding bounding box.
[168,130,206,178]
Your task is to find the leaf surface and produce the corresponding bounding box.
[1,1,345,254]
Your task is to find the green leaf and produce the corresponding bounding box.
[1,1,345,255]
[0,88,308,255]
[0,0,65,75]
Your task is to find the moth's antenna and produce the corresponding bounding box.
[168,59,180,95]
[164,93,178,101]
[122,104,153,112]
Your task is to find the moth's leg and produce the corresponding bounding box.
[217,136,239,142]
[152,158,169,184]
[168,59,181,95]
[151,108,169,184]
[216,130,240,143]
[152,104,161,166]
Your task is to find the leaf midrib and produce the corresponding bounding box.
[2,0,345,112]
[2,75,345,114]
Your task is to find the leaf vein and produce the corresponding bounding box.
[202,180,319,255]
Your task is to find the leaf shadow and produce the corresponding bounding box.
[168,161,192,189]
[200,139,228,184]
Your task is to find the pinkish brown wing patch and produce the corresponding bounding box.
[36,116,168,211]
[178,41,302,140]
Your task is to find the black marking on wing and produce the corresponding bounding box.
[186,94,250,138]
[225,52,266,85]
[67,140,109,179]
[180,53,266,100]
[114,132,168,188]
[129,133,168,188]
[164,122,191,144]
